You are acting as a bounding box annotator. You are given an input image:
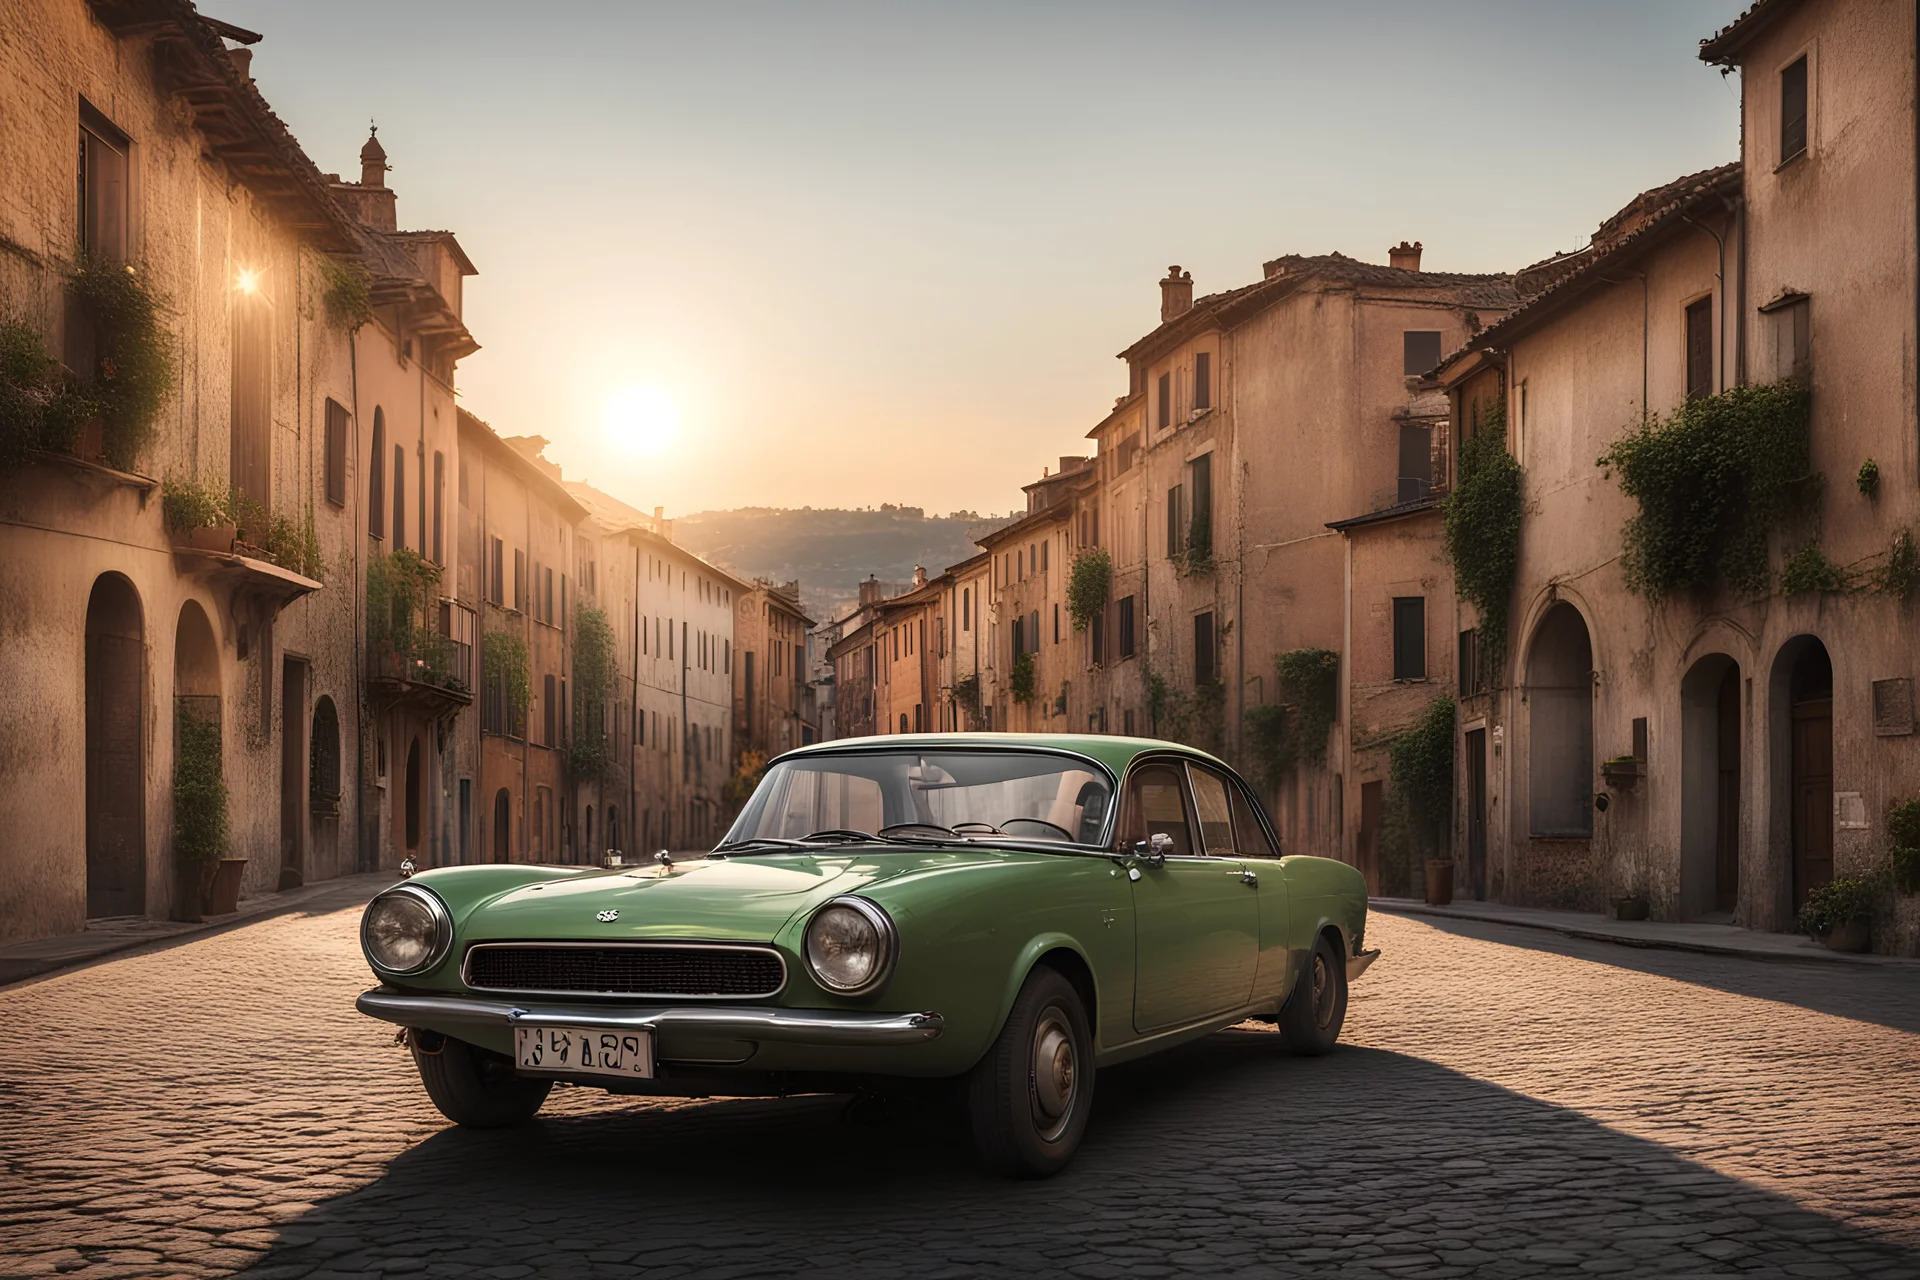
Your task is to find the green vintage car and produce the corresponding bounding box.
[355,734,1377,1176]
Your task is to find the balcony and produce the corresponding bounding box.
[367,630,472,713]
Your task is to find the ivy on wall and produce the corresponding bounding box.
[70,254,177,471]
[1389,696,1455,860]
[1243,647,1341,788]
[172,704,229,872]
[1067,548,1111,631]
[568,603,618,782]
[484,630,531,721]
[1597,380,1814,600]
[321,256,374,333]
[951,672,983,723]
[1010,651,1036,704]
[1443,399,1522,680]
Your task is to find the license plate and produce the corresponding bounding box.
[514,1025,654,1079]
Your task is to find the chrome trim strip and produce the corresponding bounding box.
[460,940,789,1000]
[1347,948,1381,982]
[362,883,454,978]
[356,988,945,1045]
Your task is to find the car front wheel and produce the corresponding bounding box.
[410,1030,553,1128]
[965,965,1094,1177]
[1280,932,1348,1055]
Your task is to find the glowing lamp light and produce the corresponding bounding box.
[604,386,680,457]
[236,268,261,295]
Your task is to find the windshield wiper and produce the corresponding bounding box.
[711,837,813,853]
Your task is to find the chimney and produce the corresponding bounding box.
[912,565,927,589]
[1159,265,1193,323]
[227,46,253,80]
[359,126,389,188]
[1389,240,1423,272]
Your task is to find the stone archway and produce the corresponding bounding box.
[1680,654,1741,918]
[1526,602,1594,838]
[1769,637,1833,912]
[87,574,146,918]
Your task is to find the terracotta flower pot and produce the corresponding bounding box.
[1424,859,1454,906]
[206,857,248,915]
[1820,919,1870,953]
[1612,896,1650,921]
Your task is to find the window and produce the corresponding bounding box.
[489,537,504,604]
[1053,603,1060,644]
[1194,611,1216,687]
[1189,766,1235,854]
[1392,597,1426,680]
[231,283,272,512]
[1189,454,1212,557]
[544,673,556,747]
[1194,352,1211,411]
[513,549,526,612]
[324,400,348,507]
[459,456,469,508]
[1157,372,1171,429]
[962,587,971,631]
[1040,540,1049,573]
[369,411,386,539]
[1765,294,1811,382]
[544,567,554,623]
[1780,55,1808,163]
[1117,595,1136,659]
[1459,628,1484,696]
[1399,425,1433,503]
[1090,606,1104,667]
[392,445,406,551]
[1228,781,1280,857]
[1685,297,1713,401]
[1403,331,1443,377]
[78,104,129,263]
[1120,763,1193,857]
[1011,614,1025,658]
[1166,484,1185,557]
[432,452,445,562]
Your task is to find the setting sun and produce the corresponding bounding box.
[604,385,680,456]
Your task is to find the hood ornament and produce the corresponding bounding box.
[596,909,619,923]
[655,849,674,868]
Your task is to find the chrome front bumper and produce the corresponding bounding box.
[356,987,946,1046]
[1347,948,1381,982]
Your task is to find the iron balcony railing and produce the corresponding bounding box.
[368,630,473,704]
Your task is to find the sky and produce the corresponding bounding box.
[218,0,1748,518]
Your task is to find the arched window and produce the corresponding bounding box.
[309,696,341,816]
[89,574,146,918]
[1527,603,1594,837]
[369,408,386,539]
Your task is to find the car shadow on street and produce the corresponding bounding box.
[1396,913,1920,1035]
[236,1029,1918,1279]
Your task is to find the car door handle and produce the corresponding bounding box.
[1232,868,1257,887]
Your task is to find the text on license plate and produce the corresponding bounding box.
[514,1025,654,1078]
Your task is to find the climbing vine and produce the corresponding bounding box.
[1390,696,1455,858]
[69,254,177,470]
[1010,651,1036,704]
[484,631,531,729]
[321,255,374,333]
[1877,530,1919,600]
[368,547,444,677]
[1066,548,1111,631]
[1276,648,1339,765]
[172,703,229,871]
[0,318,93,467]
[1443,399,1522,680]
[951,672,984,724]
[1597,380,1814,600]
[1243,703,1291,789]
[568,603,617,782]
[1780,542,1846,596]
[1857,458,1881,499]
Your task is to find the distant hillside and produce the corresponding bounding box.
[672,506,1015,624]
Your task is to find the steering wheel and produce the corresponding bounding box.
[1000,817,1075,840]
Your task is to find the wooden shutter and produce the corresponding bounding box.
[324,400,348,507]
[369,411,385,538]
[1780,56,1808,160]
[1686,298,1713,400]
[1393,597,1427,680]
[1194,352,1211,410]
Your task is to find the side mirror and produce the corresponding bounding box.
[1131,832,1173,869]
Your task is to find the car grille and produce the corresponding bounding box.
[463,943,786,998]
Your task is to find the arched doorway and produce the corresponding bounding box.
[309,698,341,816]
[87,574,146,918]
[1680,655,1741,917]
[172,601,221,918]
[492,787,511,863]
[1527,603,1594,837]
[1783,640,1833,909]
[403,738,422,851]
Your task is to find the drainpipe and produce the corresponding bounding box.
[350,313,366,872]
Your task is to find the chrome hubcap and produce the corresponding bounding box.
[1030,1009,1076,1141]
[1312,953,1334,1029]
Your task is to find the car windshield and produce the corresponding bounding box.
[723,750,1114,847]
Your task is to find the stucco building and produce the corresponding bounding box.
[733,579,815,762]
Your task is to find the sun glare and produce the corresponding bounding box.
[604,386,680,456]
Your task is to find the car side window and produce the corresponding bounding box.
[1121,763,1195,857]
[1188,765,1237,856]
[1229,782,1282,858]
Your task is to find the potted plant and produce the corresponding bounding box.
[1796,876,1876,953]
[162,475,236,553]
[171,703,238,918]
[1611,894,1650,921]
[1423,857,1454,906]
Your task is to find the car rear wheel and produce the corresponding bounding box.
[1280,932,1347,1056]
[410,1031,552,1128]
[965,966,1094,1178]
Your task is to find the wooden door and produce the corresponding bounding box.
[1465,730,1488,900]
[1790,698,1832,908]
[1715,667,1741,912]
[85,632,145,917]
[1358,780,1383,895]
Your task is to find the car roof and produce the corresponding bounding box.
[775,732,1230,777]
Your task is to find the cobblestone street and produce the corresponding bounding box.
[1,901,1916,1280]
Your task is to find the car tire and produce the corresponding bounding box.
[410,1031,553,1128]
[965,965,1094,1178]
[1280,932,1348,1056]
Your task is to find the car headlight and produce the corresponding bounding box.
[803,896,896,995]
[361,884,452,976]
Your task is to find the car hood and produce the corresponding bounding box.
[457,848,1023,944]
